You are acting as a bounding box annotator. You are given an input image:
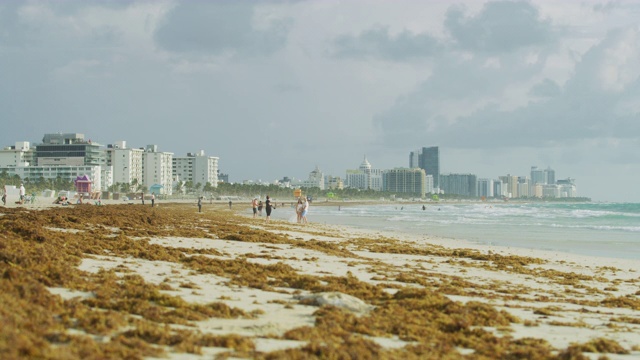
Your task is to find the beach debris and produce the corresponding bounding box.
[295,291,374,315]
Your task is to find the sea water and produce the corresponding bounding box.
[299,202,640,260]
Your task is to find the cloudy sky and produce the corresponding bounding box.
[1,0,639,202]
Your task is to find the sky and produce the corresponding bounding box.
[1,0,639,202]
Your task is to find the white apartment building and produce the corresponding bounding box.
[300,166,325,189]
[106,141,144,189]
[142,145,173,195]
[0,142,33,167]
[1,139,105,192]
[345,156,382,191]
[173,150,219,188]
[325,176,344,190]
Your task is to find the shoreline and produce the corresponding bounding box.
[259,201,640,263]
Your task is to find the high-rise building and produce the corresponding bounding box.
[493,179,504,198]
[518,177,530,198]
[142,145,173,195]
[477,178,494,198]
[531,166,556,185]
[530,166,545,184]
[440,173,477,197]
[301,166,325,190]
[1,134,106,191]
[557,178,577,197]
[36,133,104,167]
[345,156,382,191]
[106,141,144,190]
[410,147,440,189]
[173,150,219,188]
[325,176,344,190]
[382,168,426,195]
[545,167,556,185]
[0,142,34,167]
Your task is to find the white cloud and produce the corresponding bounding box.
[1,0,639,201]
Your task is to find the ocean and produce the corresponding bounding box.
[278,202,640,260]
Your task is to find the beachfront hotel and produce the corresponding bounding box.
[0,134,106,191]
[345,156,382,191]
[142,145,174,196]
[440,173,478,197]
[172,150,219,190]
[0,133,192,196]
[106,141,143,191]
[382,168,427,196]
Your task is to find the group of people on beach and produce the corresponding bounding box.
[2,184,29,206]
[296,197,309,224]
[251,196,277,222]
[250,196,310,224]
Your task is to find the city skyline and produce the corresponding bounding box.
[2,133,577,201]
[1,1,639,202]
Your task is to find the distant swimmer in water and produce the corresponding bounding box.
[422,205,426,210]
[438,208,441,211]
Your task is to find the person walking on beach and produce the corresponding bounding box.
[301,197,309,224]
[296,198,303,223]
[228,200,232,209]
[197,196,202,212]
[141,192,145,205]
[19,183,25,205]
[2,185,6,206]
[258,201,263,216]
[252,198,259,218]
[265,195,275,223]
[151,193,155,207]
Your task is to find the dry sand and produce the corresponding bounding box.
[1,201,639,359]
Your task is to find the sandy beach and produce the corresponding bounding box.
[1,201,639,359]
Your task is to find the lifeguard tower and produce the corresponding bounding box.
[74,175,92,194]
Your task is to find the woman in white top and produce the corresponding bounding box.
[301,198,309,224]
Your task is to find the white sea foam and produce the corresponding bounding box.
[307,202,640,259]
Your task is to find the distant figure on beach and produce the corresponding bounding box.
[296,198,303,223]
[258,201,263,216]
[228,200,232,209]
[252,198,258,218]
[422,205,426,210]
[2,185,6,206]
[265,195,275,223]
[301,197,309,224]
[197,196,202,212]
[19,183,25,204]
[141,192,145,205]
[151,193,155,207]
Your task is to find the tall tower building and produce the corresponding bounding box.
[531,166,546,184]
[545,167,555,185]
[410,147,440,189]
